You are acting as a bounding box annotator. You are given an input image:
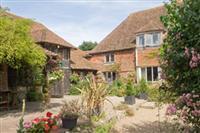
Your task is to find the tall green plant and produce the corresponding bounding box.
[78,75,109,118]
[160,0,200,95]
[0,11,46,69]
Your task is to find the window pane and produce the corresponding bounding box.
[153,33,160,45]
[146,34,153,45]
[106,55,109,62]
[111,54,114,62]
[108,72,111,79]
[147,67,152,81]
[139,35,145,46]
[112,72,116,80]
[153,67,158,81]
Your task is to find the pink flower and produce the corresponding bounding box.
[166,104,177,116]
[23,122,32,129]
[32,118,40,124]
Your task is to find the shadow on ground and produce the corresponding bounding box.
[0,102,62,118]
[113,121,181,133]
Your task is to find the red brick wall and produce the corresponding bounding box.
[137,47,160,67]
[89,49,136,77]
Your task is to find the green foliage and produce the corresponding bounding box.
[94,119,116,133]
[69,73,88,95]
[48,70,64,83]
[78,75,109,117]
[0,13,46,69]
[26,90,43,101]
[109,79,125,97]
[78,41,97,51]
[160,0,200,95]
[137,79,149,94]
[125,82,137,96]
[147,84,176,103]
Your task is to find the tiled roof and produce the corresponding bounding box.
[2,12,74,48]
[71,49,100,70]
[91,6,166,54]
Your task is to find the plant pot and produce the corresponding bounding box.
[139,93,148,100]
[62,116,78,130]
[124,96,135,105]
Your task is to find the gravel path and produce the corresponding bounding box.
[0,96,168,133]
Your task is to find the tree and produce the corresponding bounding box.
[78,41,97,51]
[160,0,200,95]
[0,11,46,69]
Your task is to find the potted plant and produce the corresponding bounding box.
[124,82,137,105]
[138,79,148,100]
[60,100,81,130]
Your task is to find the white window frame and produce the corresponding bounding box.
[138,67,161,82]
[136,32,162,47]
[105,53,114,64]
[104,72,116,82]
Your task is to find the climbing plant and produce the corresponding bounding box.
[0,11,46,69]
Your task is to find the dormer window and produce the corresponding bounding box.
[105,53,114,63]
[136,32,161,47]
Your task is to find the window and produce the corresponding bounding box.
[139,67,159,82]
[138,34,145,46]
[136,32,161,47]
[105,53,114,63]
[104,72,116,82]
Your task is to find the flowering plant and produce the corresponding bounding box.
[166,93,200,130]
[21,112,60,133]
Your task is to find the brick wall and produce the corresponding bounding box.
[137,47,160,67]
[89,49,136,78]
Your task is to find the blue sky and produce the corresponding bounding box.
[1,0,169,47]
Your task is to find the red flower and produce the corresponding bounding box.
[53,115,59,120]
[32,117,40,124]
[48,119,54,125]
[52,125,58,130]
[41,117,49,122]
[46,112,53,118]
[44,124,50,131]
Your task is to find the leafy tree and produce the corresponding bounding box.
[78,41,97,51]
[160,0,200,95]
[0,11,46,69]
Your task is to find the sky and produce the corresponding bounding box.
[0,0,169,47]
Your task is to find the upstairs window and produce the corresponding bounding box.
[138,34,145,46]
[136,32,161,47]
[105,53,114,63]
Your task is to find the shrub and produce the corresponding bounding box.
[94,119,116,133]
[136,79,149,95]
[78,75,109,118]
[166,93,200,131]
[60,99,82,118]
[69,73,89,95]
[161,1,200,130]
[109,79,125,97]
[160,0,200,95]
[26,91,43,102]
[125,82,137,96]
